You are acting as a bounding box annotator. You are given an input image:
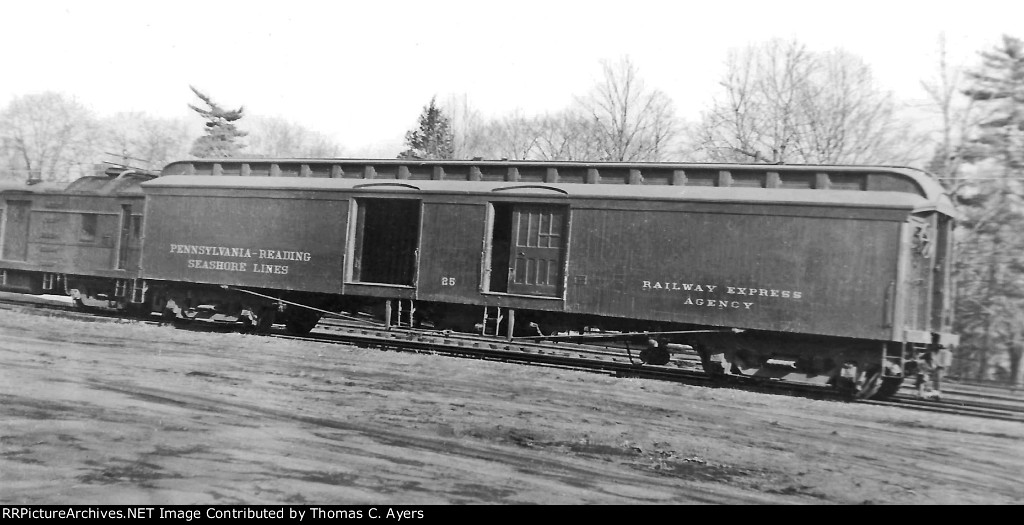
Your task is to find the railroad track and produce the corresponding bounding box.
[302,319,1024,422]
[3,293,1023,423]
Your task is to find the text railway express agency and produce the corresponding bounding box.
[169,244,312,275]
[641,280,803,310]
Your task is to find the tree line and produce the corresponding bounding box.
[0,36,1021,386]
[0,86,343,181]
[400,39,1023,387]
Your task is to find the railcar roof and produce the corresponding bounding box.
[164,158,951,199]
[144,175,951,214]
[0,180,65,193]
[0,172,153,196]
[62,173,151,195]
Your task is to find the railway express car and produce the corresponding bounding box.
[0,167,153,307]
[141,159,959,399]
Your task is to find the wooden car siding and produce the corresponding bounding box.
[27,196,145,274]
[140,181,932,341]
[563,207,901,340]
[142,194,348,293]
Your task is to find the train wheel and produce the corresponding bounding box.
[639,346,671,366]
[124,302,147,318]
[872,377,903,400]
[854,367,903,400]
[855,367,883,400]
[252,307,276,334]
[285,309,320,335]
[238,309,257,333]
[693,345,727,377]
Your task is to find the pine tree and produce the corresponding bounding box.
[398,97,454,160]
[956,35,1024,384]
[963,35,1024,171]
[188,86,247,158]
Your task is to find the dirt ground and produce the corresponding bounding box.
[0,310,1022,505]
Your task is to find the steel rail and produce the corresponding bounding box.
[2,294,1022,423]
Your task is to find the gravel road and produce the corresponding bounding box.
[1,311,1021,504]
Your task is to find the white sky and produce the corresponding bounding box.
[2,0,1022,156]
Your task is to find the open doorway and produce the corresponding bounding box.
[351,198,421,286]
[116,205,132,270]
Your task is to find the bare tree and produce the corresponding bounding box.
[531,110,605,161]
[441,94,488,159]
[695,41,809,162]
[694,39,924,165]
[444,58,680,162]
[244,116,343,158]
[465,110,604,162]
[921,34,976,192]
[0,92,100,182]
[576,57,680,161]
[102,112,193,171]
[473,110,541,160]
